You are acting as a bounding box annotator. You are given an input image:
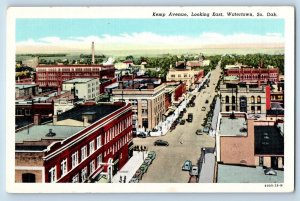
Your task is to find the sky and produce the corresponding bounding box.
[16,19,285,53]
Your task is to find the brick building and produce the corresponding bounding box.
[15,102,133,183]
[216,112,284,169]
[35,64,115,90]
[224,65,279,83]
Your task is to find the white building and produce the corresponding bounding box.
[62,78,99,100]
[54,99,75,115]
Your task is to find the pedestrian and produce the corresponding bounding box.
[119,176,122,183]
[124,176,127,183]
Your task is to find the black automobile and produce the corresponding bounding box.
[154,140,169,146]
[137,132,147,138]
[180,120,186,125]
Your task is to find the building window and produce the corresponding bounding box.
[90,160,95,174]
[232,96,236,104]
[89,141,95,155]
[72,174,79,183]
[97,154,103,168]
[81,167,88,182]
[225,106,230,112]
[71,152,79,169]
[257,106,261,113]
[96,136,102,149]
[171,74,175,78]
[251,106,255,113]
[49,166,56,183]
[61,159,68,176]
[81,146,87,160]
[257,96,261,103]
[22,173,36,183]
[232,105,236,111]
[251,96,255,103]
[225,96,229,103]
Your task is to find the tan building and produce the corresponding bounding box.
[220,82,269,114]
[112,82,165,131]
[166,66,204,90]
[216,112,284,169]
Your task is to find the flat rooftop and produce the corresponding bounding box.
[63,78,97,83]
[57,103,122,124]
[217,164,283,183]
[254,126,284,155]
[16,125,85,143]
[15,84,37,89]
[219,115,247,136]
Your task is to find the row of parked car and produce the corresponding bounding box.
[130,151,156,183]
[186,95,196,107]
[182,160,199,176]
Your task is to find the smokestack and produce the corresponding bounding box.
[91,41,95,64]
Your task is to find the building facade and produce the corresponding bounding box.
[166,67,204,90]
[15,84,39,99]
[15,102,133,183]
[224,66,279,83]
[112,83,165,131]
[35,64,115,89]
[220,83,270,114]
[62,78,99,100]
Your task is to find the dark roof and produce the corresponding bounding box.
[266,109,284,116]
[254,126,284,155]
[57,104,122,124]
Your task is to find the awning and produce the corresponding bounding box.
[113,159,119,165]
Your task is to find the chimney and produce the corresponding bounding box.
[53,115,57,125]
[83,116,89,127]
[91,41,95,65]
[33,114,41,125]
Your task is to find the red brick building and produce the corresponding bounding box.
[224,67,279,83]
[15,102,133,183]
[36,64,115,89]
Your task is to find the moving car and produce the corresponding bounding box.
[153,140,169,146]
[190,165,199,176]
[182,160,192,171]
[187,113,193,122]
[195,129,203,135]
[201,106,206,111]
[147,151,156,159]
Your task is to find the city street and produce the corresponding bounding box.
[133,65,222,183]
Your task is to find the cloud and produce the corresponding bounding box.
[16,32,284,53]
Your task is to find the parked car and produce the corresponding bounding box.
[129,177,139,183]
[147,151,156,159]
[190,102,195,107]
[182,160,192,171]
[143,157,152,166]
[137,132,147,138]
[133,169,143,180]
[139,164,149,173]
[183,108,187,113]
[264,168,277,176]
[188,175,198,183]
[195,129,203,135]
[190,165,199,176]
[201,106,206,111]
[154,139,169,146]
[180,120,186,125]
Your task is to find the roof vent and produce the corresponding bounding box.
[46,129,56,137]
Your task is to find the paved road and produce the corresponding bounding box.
[133,65,222,183]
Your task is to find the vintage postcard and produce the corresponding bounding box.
[6,6,294,193]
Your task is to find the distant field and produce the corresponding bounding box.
[16,47,284,60]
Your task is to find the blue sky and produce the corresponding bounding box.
[16,19,285,53]
[16,18,284,41]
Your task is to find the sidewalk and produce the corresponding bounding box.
[111,151,147,183]
[199,149,216,183]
